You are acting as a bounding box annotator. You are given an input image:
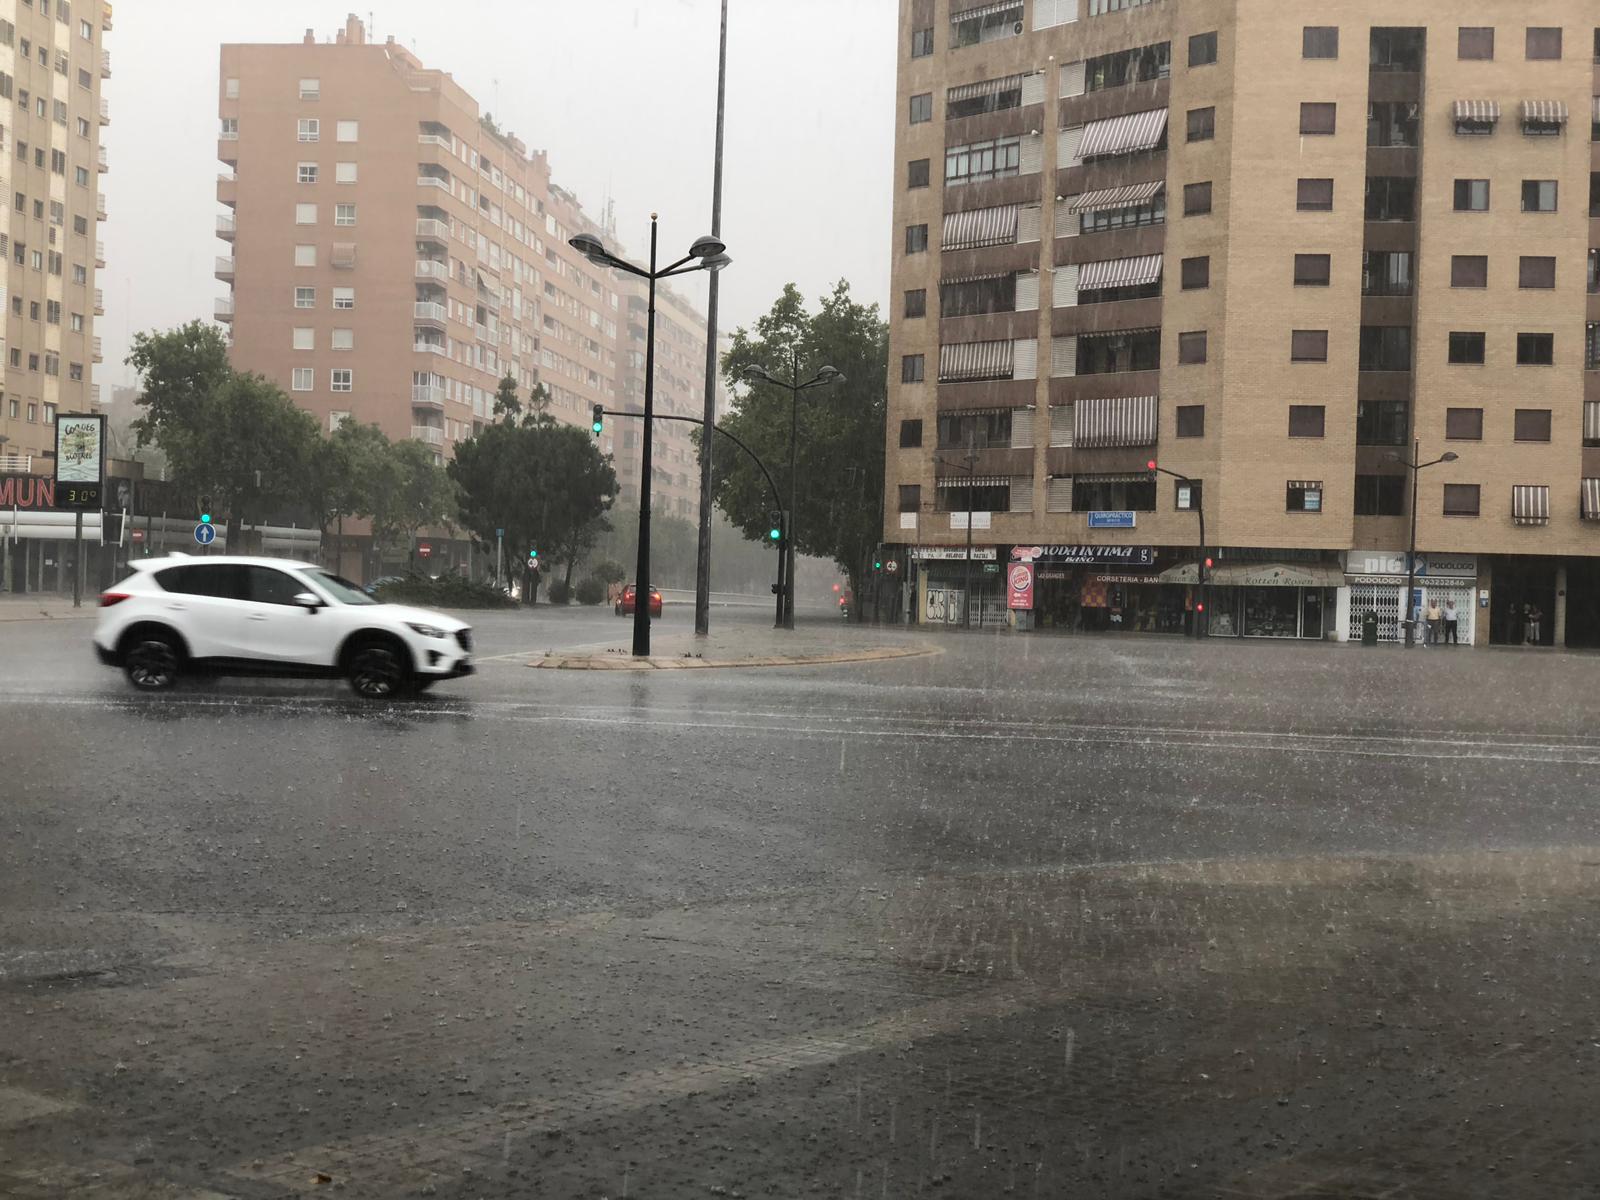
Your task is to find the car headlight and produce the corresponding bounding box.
[405,622,450,639]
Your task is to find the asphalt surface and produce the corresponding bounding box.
[2,606,1599,1198]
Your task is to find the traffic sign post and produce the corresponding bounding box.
[194,522,216,547]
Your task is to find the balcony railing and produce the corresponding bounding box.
[416,175,450,191]
[214,255,234,279]
[214,296,233,320]
[0,454,32,474]
[96,194,107,221]
[91,336,103,361]
[100,49,111,77]
[94,288,105,314]
[100,96,111,125]
[415,260,449,281]
[411,425,445,446]
[417,133,451,149]
[411,384,446,409]
[415,218,449,241]
[95,241,106,267]
[97,145,108,172]
[216,213,235,239]
[413,340,447,355]
[413,301,447,324]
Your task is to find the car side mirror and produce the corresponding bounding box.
[293,592,322,612]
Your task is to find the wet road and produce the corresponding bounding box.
[2,610,1599,1198]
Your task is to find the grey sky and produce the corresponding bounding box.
[101,0,896,390]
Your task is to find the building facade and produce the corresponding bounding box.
[885,0,1600,646]
[613,279,710,520]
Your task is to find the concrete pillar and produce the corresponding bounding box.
[1555,564,1568,647]
[1334,586,1351,642]
[1476,560,1491,646]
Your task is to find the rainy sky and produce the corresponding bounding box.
[101,0,897,388]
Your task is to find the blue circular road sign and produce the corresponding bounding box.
[194,522,217,546]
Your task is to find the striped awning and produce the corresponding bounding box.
[1073,396,1159,449]
[948,74,1025,103]
[1067,181,1165,214]
[1513,484,1551,526]
[950,0,1021,21]
[938,340,1014,383]
[937,474,1009,488]
[1076,254,1164,291]
[1583,479,1600,520]
[942,205,1017,250]
[940,271,1009,287]
[1585,401,1600,442]
[1076,472,1152,484]
[1077,109,1169,159]
[1452,99,1500,122]
[1521,99,1568,123]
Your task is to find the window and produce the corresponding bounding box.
[295,202,317,225]
[1454,179,1490,211]
[1354,474,1405,516]
[297,118,319,142]
[330,369,353,392]
[1302,27,1338,58]
[1180,256,1209,289]
[1365,177,1415,220]
[331,328,354,350]
[1458,27,1494,60]
[1448,332,1486,364]
[1526,27,1562,60]
[292,327,314,351]
[1514,409,1552,441]
[1286,482,1324,513]
[72,215,86,235]
[1080,193,1166,232]
[942,275,1017,316]
[1293,253,1330,286]
[1186,107,1215,142]
[1592,250,1600,294]
[79,18,90,39]
[1084,41,1171,91]
[1291,330,1328,362]
[1183,181,1212,215]
[904,289,926,318]
[908,159,930,189]
[1517,333,1554,365]
[1443,484,1480,516]
[299,77,320,99]
[45,301,58,324]
[1446,408,1484,439]
[1072,475,1156,513]
[1299,103,1336,135]
[905,224,928,254]
[335,162,357,184]
[1177,330,1207,364]
[1188,31,1217,67]
[335,203,356,226]
[938,411,1013,449]
[335,120,358,142]
[1176,405,1205,437]
[294,244,316,267]
[1524,110,1563,137]
[899,419,924,448]
[951,2,1023,50]
[1288,405,1325,437]
[901,354,925,383]
[298,162,318,184]
[1450,255,1487,288]
[1359,326,1412,371]
[1079,329,1161,373]
[898,484,922,513]
[332,287,354,309]
[291,368,313,391]
[1519,256,1556,289]
[294,286,315,308]
[73,166,87,186]
[946,75,1024,118]
[1297,178,1333,211]
[1521,180,1558,212]
[71,264,85,283]
[909,93,933,124]
[945,136,1021,185]
[1363,250,1413,296]
[1367,101,1419,147]
[911,27,933,58]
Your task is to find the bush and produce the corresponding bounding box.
[548,579,572,605]
[575,575,606,606]
[592,559,627,585]
[373,572,516,609]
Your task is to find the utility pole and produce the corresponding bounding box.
[694,0,729,638]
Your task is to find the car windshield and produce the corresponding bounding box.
[301,567,377,605]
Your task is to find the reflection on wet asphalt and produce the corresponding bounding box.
[3,609,1599,1197]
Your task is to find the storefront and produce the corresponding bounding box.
[1204,561,1344,639]
[1341,552,1478,644]
[910,546,1003,627]
[1010,544,1198,633]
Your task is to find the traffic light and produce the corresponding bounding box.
[873,558,883,571]
[528,547,540,569]
[591,405,604,435]
[768,510,783,542]
[199,495,213,524]
[1204,557,1214,569]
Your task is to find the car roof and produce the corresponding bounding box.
[130,554,323,572]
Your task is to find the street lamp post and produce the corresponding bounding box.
[742,355,843,629]
[1385,439,1459,647]
[936,433,981,630]
[570,220,731,657]
[1147,460,1206,638]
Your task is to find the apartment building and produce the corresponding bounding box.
[885,0,1600,646]
[613,279,710,520]
[0,0,111,470]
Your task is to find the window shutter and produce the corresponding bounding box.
[1020,133,1043,175]
[1057,125,1084,167]
[1059,60,1085,98]
[1017,203,1042,243]
[1034,0,1079,31]
[1013,338,1038,380]
[1011,407,1035,448]
[1047,475,1073,511]
[1015,272,1039,311]
[1010,477,1035,513]
[1054,198,1077,238]
[1049,405,1074,447]
[1021,73,1045,106]
[1052,264,1079,307]
[1051,336,1077,378]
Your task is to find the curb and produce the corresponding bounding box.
[530,645,938,671]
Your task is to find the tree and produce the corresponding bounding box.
[371,439,456,570]
[712,281,887,617]
[315,421,392,567]
[492,374,522,421]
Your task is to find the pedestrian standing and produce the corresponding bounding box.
[1443,598,1459,645]
[1527,603,1543,645]
[1426,600,1443,647]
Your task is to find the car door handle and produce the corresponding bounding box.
[247,613,270,621]
[166,603,187,611]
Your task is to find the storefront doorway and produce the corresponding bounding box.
[1489,558,1556,646]
[1205,561,1343,639]
[1566,560,1600,648]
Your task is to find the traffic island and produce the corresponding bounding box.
[531,644,936,670]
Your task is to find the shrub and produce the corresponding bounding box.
[591,559,627,585]
[548,579,572,605]
[575,575,606,606]
[373,572,516,609]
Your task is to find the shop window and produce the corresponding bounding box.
[1447,332,1485,364]
[898,418,923,448]
[1288,405,1325,437]
[1443,483,1480,516]
[1514,408,1552,441]
[1183,181,1212,215]
[898,484,921,513]
[1290,329,1328,362]
[1354,474,1405,516]
[1294,253,1330,285]
[1446,407,1483,439]
[1175,404,1205,437]
[1357,399,1408,446]
[1286,481,1324,512]
[1297,178,1333,211]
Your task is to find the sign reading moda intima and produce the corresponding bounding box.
[1011,545,1155,566]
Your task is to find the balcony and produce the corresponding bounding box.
[214,296,233,321]
[94,288,105,316]
[216,212,235,240]
[102,2,113,30]
[97,145,109,173]
[416,174,450,192]
[411,384,446,410]
[91,384,101,407]
[95,240,106,267]
[214,255,234,280]
[411,425,445,446]
[417,133,451,149]
[413,300,447,326]
[100,49,111,78]
[0,454,32,474]
[99,97,110,126]
[92,336,103,362]
[413,339,447,355]
[415,259,449,281]
[415,217,450,242]
[96,193,107,222]
[217,174,237,206]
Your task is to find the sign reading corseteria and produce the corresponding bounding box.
[53,413,105,511]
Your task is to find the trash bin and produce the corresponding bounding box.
[1361,610,1379,646]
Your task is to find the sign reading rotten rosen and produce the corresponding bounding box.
[53,412,106,511]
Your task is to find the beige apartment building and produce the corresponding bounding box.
[0,0,111,468]
[613,280,710,520]
[886,0,1600,646]
[217,15,710,567]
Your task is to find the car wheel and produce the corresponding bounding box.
[124,634,181,691]
[347,640,409,699]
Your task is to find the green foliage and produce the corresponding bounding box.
[548,579,572,605]
[575,575,606,606]
[370,438,456,560]
[591,559,627,585]
[318,421,392,525]
[492,374,522,421]
[374,572,515,609]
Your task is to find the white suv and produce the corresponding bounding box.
[93,555,474,698]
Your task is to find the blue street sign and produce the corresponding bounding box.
[194,522,217,545]
[1087,511,1136,529]
[495,527,504,538]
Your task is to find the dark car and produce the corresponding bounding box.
[615,584,663,617]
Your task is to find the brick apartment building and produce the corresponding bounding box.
[884,0,1600,646]
[215,15,708,570]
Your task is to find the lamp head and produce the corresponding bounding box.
[689,234,726,259]
[568,233,609,266]
[815,365,842,385]
[700,252,732,273]
[742,364,774,384]
[1441,452,1459,463]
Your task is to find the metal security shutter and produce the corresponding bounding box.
[1348,581,1402,643]
[1020,133,1043,175]
[1013,338,1038,380]
[1051,336,1077,377]
[1054,198,1078,238]
[1052,264,1079,307]
[1583,478,1600,520]
[1021,73,1045,106]
[1010,477,1034,513]
[1058,126,1085,167]
[1073,395,1159,448]
[1015,272,1039,311]
[1046,475,1073,511]
[1011,407,1035,448]
[1059,60,1086,98]
[1049,405,1074,447]
[1018,203,1042,243]
[1033,0,1079,31]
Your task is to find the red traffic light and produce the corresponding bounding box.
[1197,603,1205,612]
[1204,557,1214,569]
[1146,460,1158,471]
[832,583,841,592]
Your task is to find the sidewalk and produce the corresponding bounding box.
[531,619,937,670]
[0,595,96,622]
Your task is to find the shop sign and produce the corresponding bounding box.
[1345,551,1477,579]
[1087,511,1136,529]
[1092,573,1153,585]
[1011,545,1155,566]
[1424,555,1476,578]
[0,475,56,511]
[911,547,998,561]
[1007,563,1034,609]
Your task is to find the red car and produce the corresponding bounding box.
[615,584,663,617]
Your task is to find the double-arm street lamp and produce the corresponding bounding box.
[1147,459,1207,638]
[570,217,731,657]
[742,354,844,629]
[1385,440,1459,647]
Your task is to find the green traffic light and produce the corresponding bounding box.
[201,513,211,524]
[769,528,781,541]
